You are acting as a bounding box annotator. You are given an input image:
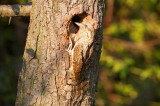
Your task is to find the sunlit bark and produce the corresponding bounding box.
[14,0,105,106]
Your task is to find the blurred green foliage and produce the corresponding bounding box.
[1,0,160,106]
[96,0,160,106]
[0,0,29,106]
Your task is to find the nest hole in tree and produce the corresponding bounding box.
[68,12,88,34]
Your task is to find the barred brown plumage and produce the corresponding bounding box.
[66,21,95,85]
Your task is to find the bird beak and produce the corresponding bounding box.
[74,22,83,27]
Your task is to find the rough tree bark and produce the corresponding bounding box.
[1,0,105,106]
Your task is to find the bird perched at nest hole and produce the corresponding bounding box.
[67,22,95,85]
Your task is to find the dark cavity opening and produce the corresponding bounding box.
[68,12,88,34]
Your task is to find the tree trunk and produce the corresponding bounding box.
[16,0,105,106]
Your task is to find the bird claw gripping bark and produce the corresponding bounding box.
[66,36,73,53]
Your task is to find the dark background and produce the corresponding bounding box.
[1,0,160,106]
